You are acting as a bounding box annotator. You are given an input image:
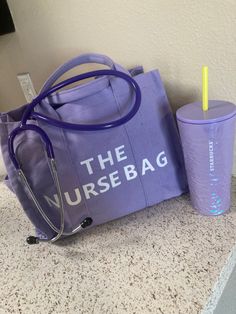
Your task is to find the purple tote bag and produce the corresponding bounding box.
[0,53,187,243]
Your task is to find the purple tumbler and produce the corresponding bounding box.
[177,101,236,216]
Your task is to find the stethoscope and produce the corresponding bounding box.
[8,70,141,244]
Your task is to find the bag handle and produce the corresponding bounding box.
[21,69,141,130]
[41,53,128,93]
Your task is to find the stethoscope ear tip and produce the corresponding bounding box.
[26,236,39,245]
[25,217,93,245]
[81,217,93,228]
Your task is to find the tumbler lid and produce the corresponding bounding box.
[176,100,236,124]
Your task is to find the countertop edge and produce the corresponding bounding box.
[201,242,236,314]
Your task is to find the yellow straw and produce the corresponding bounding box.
[202,66,208,111]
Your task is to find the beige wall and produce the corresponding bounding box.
[1,0,236,173]
[1,0,236,111]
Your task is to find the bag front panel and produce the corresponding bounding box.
[36,70,187,231]
[37,85,147,230]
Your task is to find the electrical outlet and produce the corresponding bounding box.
[17,73,37,102]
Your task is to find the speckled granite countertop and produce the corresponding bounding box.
[1,178,236,314]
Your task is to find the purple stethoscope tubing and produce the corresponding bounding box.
[8,69,141,244]
[8,124,55,169]
[8,69,142,170]
[22,69,141,128]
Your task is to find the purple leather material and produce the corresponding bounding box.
[0,53,187,239]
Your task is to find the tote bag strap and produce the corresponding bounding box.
[41,53,129,93]
[21,70,141,130]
